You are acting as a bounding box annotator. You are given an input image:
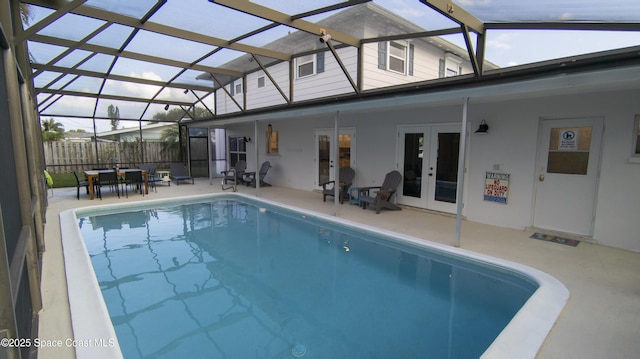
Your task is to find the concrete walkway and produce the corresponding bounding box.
[40,180,640,358]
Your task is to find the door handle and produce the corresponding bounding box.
[539,174,545,182]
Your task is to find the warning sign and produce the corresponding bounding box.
[484,172,510,204]
[559,129,578,150]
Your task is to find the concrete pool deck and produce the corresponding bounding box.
[41,180,640,358]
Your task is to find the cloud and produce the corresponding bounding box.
[487,33,513,50]
[456,0,493,7]
[558,12,574,20]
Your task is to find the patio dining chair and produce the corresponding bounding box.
[122,170,144,198]
[96,170,120,199]
[72,170,89,200]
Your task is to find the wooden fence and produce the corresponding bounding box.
[43,141,180,174]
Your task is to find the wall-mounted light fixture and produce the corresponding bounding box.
[183,89,189,94]
[164,104,170,111]
[243,136,251,143]
[319,28,331,43]
[474,120,489,135]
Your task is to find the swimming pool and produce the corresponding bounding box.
[60,193,568,358]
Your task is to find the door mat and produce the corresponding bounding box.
[530,233,580,247]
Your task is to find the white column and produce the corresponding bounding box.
[455,98,469,247]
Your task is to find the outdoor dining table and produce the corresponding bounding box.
[84,169,148,200]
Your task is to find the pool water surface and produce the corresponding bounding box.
[77,197,538,358]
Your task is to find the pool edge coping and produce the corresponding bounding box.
[60,192,569,359]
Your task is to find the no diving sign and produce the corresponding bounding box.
[559,129,578,150]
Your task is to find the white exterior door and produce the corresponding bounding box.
[313,128,356,189]
[397,124,460,213]
[533,118,603,236]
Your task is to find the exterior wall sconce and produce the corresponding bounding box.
[243,136,251,143]
[475,120,489,135]
[164,104,170,110]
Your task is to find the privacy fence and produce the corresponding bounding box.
[43,141,180,174]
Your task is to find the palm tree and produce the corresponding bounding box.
[41,118,64,141]
[108,104,120,130]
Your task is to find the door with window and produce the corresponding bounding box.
[188,128,209,177]
[533,118,603,236]
[397,125,460,213]
[314,129,355,188]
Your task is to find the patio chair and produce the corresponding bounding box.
[243,161,271,188]
[321,166,355,204]
[169,163,194,185]
[96,170,120,199]
[122,170,145,198]
[358,170,402,214]
[138,164,163,192]
[221,160,246,192]
[72,170,89,200]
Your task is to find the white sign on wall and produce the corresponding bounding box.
[559,129,578,150]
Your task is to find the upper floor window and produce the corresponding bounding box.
[388,41,406,73]
[378,41,414,75]
[257,76,265,88]
[229,80,242,96]
[296,52,325,79]
[440,53,463,78]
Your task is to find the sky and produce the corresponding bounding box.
[27,0,640,133]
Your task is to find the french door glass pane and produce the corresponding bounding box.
[318,135,330,185]
[434,133,459,203]
[403,133,423,197]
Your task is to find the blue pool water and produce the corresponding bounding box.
[77,197,537,358]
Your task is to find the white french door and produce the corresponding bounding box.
[533,118,603,236]
[313,128,356,188]
[397,124,461,213]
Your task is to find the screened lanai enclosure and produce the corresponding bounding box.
[1,1,640,358]
[16,0,640,173]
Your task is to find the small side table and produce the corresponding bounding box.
[157,170,171,186]
[349,187,361,206]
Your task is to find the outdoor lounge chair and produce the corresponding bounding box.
[169,163,194,185]
[358,170,402,214]
[321,166,355,204]
[243,161,271,188]
[221,160,246,192]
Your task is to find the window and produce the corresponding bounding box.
[388,41,406,73]
[228,136,247,167]
[443,53,462,78]
[235,83,242,94]
[257,76,265,88]
[547,127,592,175]
[296,53,325,78]
[266,124,279,154]
[379,41,413,75]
